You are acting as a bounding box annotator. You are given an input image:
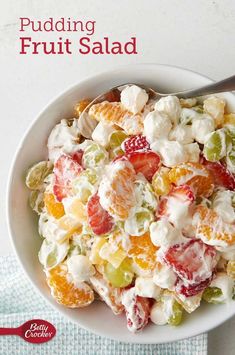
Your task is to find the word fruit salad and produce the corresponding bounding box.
[25,84,235,332]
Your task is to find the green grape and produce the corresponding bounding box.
[226,127,235,172]
[29,190,44,214]
[135,179,157,211]
[104,258,134,288]
[83,168,98,185]
[203,129,231,162]
[72,169,98,203]
[226,126,235,146]
[124,208,153,236]
[168,301,183,326]
[116,221,125,230]
[109,131,128,149]
[226,149,235,173]
[109,131,128,159]
[202,287,223,303]
[38,239,69,269]
[136,210,153,227]
[67,243,82,257]
[26,161,53,190]
[46,253,57,268]
[83,142,108,168]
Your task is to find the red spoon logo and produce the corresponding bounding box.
[0,319,56,344]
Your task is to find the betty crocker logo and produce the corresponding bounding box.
[0,319,56,344]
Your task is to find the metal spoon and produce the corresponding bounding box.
[0,319,56,344]
[78,74,235,138]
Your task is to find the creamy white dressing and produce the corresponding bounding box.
[124,207,154,236]
[121,85,148,114]
[155,96,181,126]
[210,272,234,303]
[166,196,191,229]
[144,110,172,144]
[191,114,215,144]
[38,239,69,269]
[150,301,168,325]
[212,190,235,224]
[153,264,177,290]
[91,121,116,147]
[150,219,185,248]
[47,119,81,162]
[184,143,200,162]
[38,213,68,243]
[135,277,161,299]
[67,255,95,284]
[151,140,188,167]
[169,124,194,144]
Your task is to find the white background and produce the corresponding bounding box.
[0,0,235,353]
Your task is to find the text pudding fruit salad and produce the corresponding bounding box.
[25,84,235,332]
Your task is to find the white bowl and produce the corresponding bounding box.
[7,64,235,344]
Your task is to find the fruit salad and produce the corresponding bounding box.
[25,84,235,332]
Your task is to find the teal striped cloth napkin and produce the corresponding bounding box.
[0,255,207,355]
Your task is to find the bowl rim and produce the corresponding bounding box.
[6,63,235,344]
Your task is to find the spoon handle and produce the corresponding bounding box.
[177,74,235,99]
[0,327,20,336]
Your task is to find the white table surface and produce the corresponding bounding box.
[0,0,235,353]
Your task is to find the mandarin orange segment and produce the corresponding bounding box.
[194,205,235,246]
[44,193,65,219]
[100,161,136,220]
[88,101,144,135]
[90,271,124,315]
[168,162,214,198]
[111,169,135,219]
[152,167,171,196]
[46,263,94,308]
[128,232,159,272]
[74,99,91,117]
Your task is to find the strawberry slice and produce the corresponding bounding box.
[127,151,161,181]
[87,194,114,235]
[169,185,195,203]
[123,135,150,154]
[162,239,217,285]
[158,185,195,219]
[121,288,150,332]
[71,150,84,165]
[201,157,235,190]
[53,154,83,201]
[175,275,213,297]
[112,155,128,163]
